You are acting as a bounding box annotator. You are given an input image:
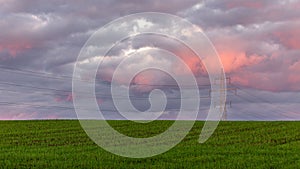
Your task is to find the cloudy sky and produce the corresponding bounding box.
[0,0,300,120]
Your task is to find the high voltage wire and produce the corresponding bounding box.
[0,65,211,87]
[0,87,211,100]
[2,65,297,119]
[232,85,297,118]
[0,101,112,112]
[234,94,293,119]
[0,80,212,99]
[0,65,212,99]
[0,101,209,112]
[234,94,275,119]
[1,82,296,119]
[0,63,212,112]
[0,65,88,82]
[0,81,73,94]
[0,101,75,110]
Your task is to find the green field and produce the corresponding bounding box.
[0,120,299,168]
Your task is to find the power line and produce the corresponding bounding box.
[4,65,296,119]
[0,101,209,112]
[233,85,297,119]
[0,65,212,87]
[0,87,211,100]
[0,65,75,81]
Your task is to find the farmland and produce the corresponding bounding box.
[0,120,299,168]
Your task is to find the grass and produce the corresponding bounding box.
[0,120,299,168]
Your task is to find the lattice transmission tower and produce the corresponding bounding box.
[209,69,237,121]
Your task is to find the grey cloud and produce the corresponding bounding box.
[0,0,299,120]
[183,0,300,29]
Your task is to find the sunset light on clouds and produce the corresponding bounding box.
[0,0,300,120]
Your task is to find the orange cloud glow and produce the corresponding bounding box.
[218,50,265,73]
[172,46,206,76]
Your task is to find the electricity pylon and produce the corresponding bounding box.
[209,69,237,121]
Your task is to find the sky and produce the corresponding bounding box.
[0,0,300,120]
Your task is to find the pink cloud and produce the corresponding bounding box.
[206,19,300,92]
[273,27,300,50]
[66,93,73,102]
[131,70,161,92]
[44,114,60,119]
[289,61,300,72]
[171,46,206,76]
[0,111,39,120]
[54,93,74,102]
[12,112,38,120]
[219,51,266,73]
[0,41,32,58]
[211,33,266,73]
[97,98,104,105]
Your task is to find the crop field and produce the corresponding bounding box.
[0,120,299,168]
